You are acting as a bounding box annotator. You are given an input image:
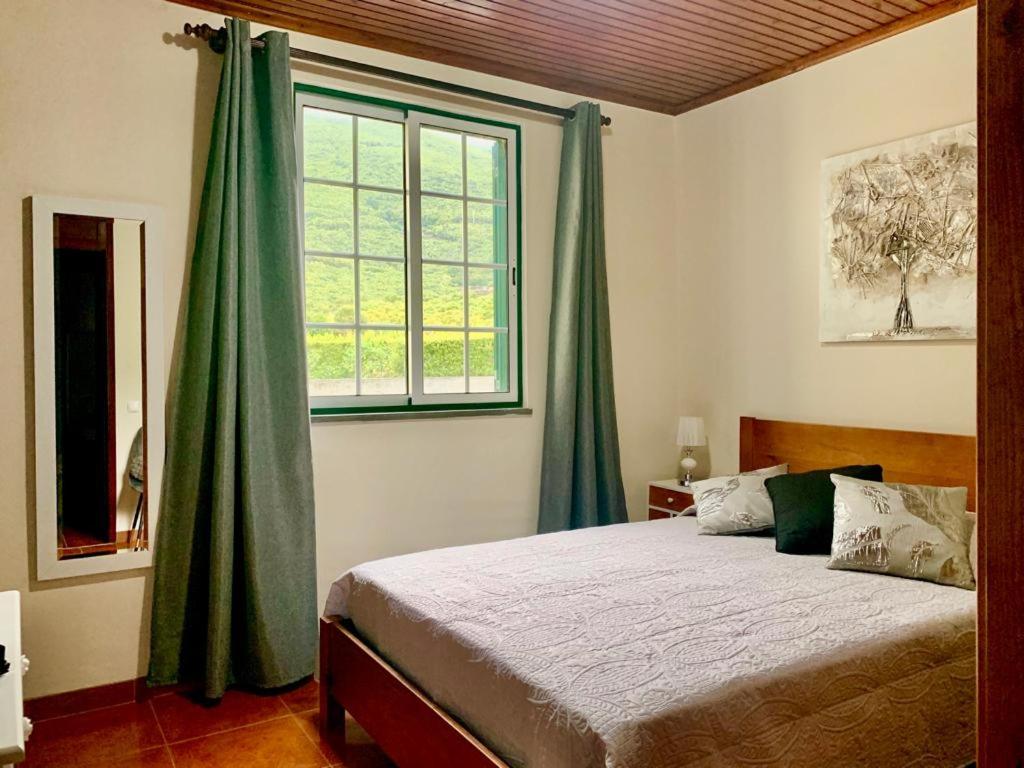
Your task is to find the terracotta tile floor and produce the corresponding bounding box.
[23,679,394,768]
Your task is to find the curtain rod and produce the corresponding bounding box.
[182,23,611,126]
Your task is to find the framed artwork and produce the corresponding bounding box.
[820,123,977,342]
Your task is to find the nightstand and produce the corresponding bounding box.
[648,480,695,520]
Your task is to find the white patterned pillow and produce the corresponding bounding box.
[828,475,975,590]
[692,464,788,535]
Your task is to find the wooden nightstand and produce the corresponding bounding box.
[648,480,695,520]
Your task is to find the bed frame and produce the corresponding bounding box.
[318,619,506,767]
[319,416,977,766]
[739,416,976,508]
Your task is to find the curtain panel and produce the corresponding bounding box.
[538,102,628,533]
[148,20,317,699]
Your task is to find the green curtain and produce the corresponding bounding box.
[538,102,627,533]
[148,20,317,700]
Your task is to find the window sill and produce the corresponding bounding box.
[311,407,532,424]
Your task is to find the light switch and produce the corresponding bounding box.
[127,400,141,413]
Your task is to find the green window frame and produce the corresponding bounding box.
[294,84,523,416]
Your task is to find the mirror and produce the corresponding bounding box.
[33,197,164,580]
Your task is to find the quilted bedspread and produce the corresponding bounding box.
[325,516,975,767]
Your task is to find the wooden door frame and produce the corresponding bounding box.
[977,1,1024,763]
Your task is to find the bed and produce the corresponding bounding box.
[319,417,978,767]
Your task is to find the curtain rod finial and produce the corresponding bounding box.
[183,22,227,53]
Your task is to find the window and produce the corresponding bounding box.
[296,87,520,414]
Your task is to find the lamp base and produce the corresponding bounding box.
[680,454,698,487]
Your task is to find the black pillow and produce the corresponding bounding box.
[765,464,883,554]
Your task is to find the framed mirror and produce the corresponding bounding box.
[32,196,164,580]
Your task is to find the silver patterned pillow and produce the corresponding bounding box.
[693,464,788,535]
[828,475,975,590]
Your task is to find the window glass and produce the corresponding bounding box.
[299,96,517,410]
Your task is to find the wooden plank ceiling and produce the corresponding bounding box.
[171,0,974,114]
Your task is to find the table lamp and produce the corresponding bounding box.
[676,416,706,487]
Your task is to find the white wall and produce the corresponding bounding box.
[0,0,679,697]
[673,9,977,477]
[113,219,144,530]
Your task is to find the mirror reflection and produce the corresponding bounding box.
[52,213,147,559]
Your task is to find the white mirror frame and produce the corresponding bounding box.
[32,195,165,580]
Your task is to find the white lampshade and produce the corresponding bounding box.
[676,416,706,448]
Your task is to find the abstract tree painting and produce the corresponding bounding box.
[820,123,977,342]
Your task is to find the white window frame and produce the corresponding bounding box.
[407,111,519,407]
[296,92,409,412]
[295,90,520,413]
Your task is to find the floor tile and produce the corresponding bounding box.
[84,745,175,767]
[152,686,290,743]
[295,709,343,765]
[280,677,319,713]
[170,717,327,768]
[22,702,164,768]
[294,709,394,768]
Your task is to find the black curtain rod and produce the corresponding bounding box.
[182,23,611,126]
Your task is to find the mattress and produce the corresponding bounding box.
[325,517,976,768]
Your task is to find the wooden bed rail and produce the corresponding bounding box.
[319,617,508,768]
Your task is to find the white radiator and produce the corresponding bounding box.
[0,591,29,767]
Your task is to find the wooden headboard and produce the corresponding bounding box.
[739,417,977,510]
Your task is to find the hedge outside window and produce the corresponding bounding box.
[296,86,521,414]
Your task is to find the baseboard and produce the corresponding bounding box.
[25,679,140,721]
[24,677,189,721]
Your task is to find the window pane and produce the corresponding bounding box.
[467,267,505,328]
[422,264,464,327]
[421,127,463,195]
[359,260,406,326]
[357,117,404,190]
[304,256,354,324]
[358,190,405,258]
[304,182,353,253]
[360,329,406,395]
[466,135,506,200]
[303,108,352,182]
[421,196,464,262]
[302,105,519,407]
[423,331,465,394]
[306,328,355,397]
[469,331,509,393]
[467,202,507,264]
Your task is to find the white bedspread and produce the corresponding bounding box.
[325,517,975,767]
